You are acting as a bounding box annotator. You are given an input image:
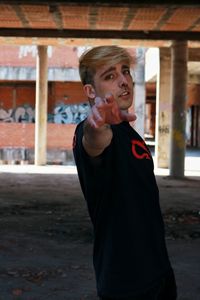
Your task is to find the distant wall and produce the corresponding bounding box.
[0,81,87,113]
[0,81,88,164]
[0,123,76,165]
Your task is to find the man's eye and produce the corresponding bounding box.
[124,69,131,75]
[104,74,114,80]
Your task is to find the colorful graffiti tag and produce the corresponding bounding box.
[0,102,90,124]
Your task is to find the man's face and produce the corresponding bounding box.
[92,62,134,110]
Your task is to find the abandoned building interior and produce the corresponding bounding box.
[0,1,200,178]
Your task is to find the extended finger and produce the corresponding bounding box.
[92,105,104,123]
[94,97,104,105]
[87,114,98,128]
[94,96,111,109]
[104,93,115,104]
[110,103,122,121]
[87,114,105,128]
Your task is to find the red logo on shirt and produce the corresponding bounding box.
[131,140,151,160]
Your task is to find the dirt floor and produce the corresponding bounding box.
[0,170,200,300]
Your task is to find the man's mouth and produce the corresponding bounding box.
[119,90,130,97]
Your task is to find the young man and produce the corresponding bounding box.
[73,46,177,300]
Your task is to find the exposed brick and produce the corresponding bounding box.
[0,123,76,150]
[0,81,86,112]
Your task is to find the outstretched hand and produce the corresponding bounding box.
[87,93,137,128]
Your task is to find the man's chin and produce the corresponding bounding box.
[119,101,132,110]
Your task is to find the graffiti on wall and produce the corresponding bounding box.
[19,45,53,58]
[48,103,90,124]
[0,102,90,124]
[0,105,35,122]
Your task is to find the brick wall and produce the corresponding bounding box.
[0,80,86,164]
[0,123,76,149]
[0,122,77,164]
[0,81,86,112]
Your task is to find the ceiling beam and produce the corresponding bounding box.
[49,5,63,30]
[12,4,30,28]
[153,7,177,30]
[123,7,139,30]
[3,1,200,6]
[89,7,98,30]
[0,28,200,41]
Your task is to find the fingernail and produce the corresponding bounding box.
[105,92,113,99]
[94,97,101,105]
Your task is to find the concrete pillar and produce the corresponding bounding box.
[35,46,48,165]
[155,48,171,168]
[170,41,188,178]
[133,48,146,138]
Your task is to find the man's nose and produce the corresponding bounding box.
[118,74,128,87]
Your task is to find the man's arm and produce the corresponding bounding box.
[83,121,113,157]
[82,93,136,157]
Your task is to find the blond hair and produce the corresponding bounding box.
[79,45,134,85]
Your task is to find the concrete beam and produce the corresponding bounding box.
[0,28,200,41]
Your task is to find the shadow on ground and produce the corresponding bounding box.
[0,172,199,300]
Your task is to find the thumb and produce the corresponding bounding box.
[120,111,137,122]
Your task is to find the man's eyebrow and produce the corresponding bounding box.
[122,64,130,69]
[99,64,130,78]
[99,66,116,78]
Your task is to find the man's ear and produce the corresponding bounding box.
[83,84,96,100]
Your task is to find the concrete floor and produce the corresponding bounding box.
[0,160,200,299]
